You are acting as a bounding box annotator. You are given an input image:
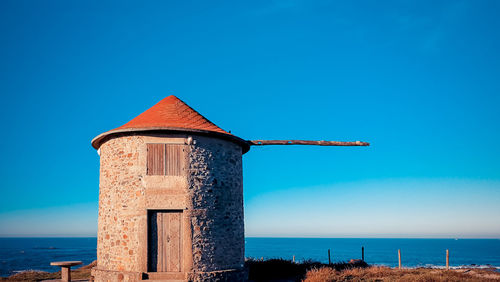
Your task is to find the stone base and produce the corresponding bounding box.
[91,268,143,282]
[187,269,246,282]
[91,267,246,282]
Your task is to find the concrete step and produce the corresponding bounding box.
[141,272,184,281]
[141,280,184,282]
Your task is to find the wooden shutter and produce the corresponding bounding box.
[147,144,165,175]
[165,144,184,176]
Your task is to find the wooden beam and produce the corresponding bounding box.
[248,140,370,146]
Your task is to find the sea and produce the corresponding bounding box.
[1,237,499,277]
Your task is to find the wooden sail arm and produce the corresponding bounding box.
[248,140,370,146]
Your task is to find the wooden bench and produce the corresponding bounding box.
[50,261,82,282]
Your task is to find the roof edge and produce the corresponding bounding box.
[91,127,251,154]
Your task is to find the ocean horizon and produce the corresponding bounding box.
[1,237,499,277]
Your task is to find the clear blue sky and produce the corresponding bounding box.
[1,1,499,238]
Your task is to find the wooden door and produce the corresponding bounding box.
[148,211,182,272]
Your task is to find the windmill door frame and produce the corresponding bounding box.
[147,210,183,273]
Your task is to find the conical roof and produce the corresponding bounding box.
[91,95,249,152]
[116,95,229,133]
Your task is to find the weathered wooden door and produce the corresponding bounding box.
[148,211,182,272]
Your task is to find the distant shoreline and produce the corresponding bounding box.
[2,260,500,281]
[1,236,500,239]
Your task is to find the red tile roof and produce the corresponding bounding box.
[91,95,249,152]
[116,95,229,134]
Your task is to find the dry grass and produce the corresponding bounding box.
[246,258,369,281]
[0,261,96,282]
[3,260,498,282]
[304,266,500,282]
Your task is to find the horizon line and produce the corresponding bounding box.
[1,236,499,239]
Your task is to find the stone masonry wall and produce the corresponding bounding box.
[187,136,245,273]
[97,136,146,273]
[95,133,244,281]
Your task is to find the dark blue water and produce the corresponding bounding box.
[1,237,499,277]
[245,238,500,269]
[0,238,97,277]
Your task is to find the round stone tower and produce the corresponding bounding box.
[91,96,250,281]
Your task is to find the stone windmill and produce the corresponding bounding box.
[90,95,368,281]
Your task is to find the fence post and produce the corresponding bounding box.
[398,249,402,269]
[328,249,331,264]
[446,249,449,270]
[362,246,364,261]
